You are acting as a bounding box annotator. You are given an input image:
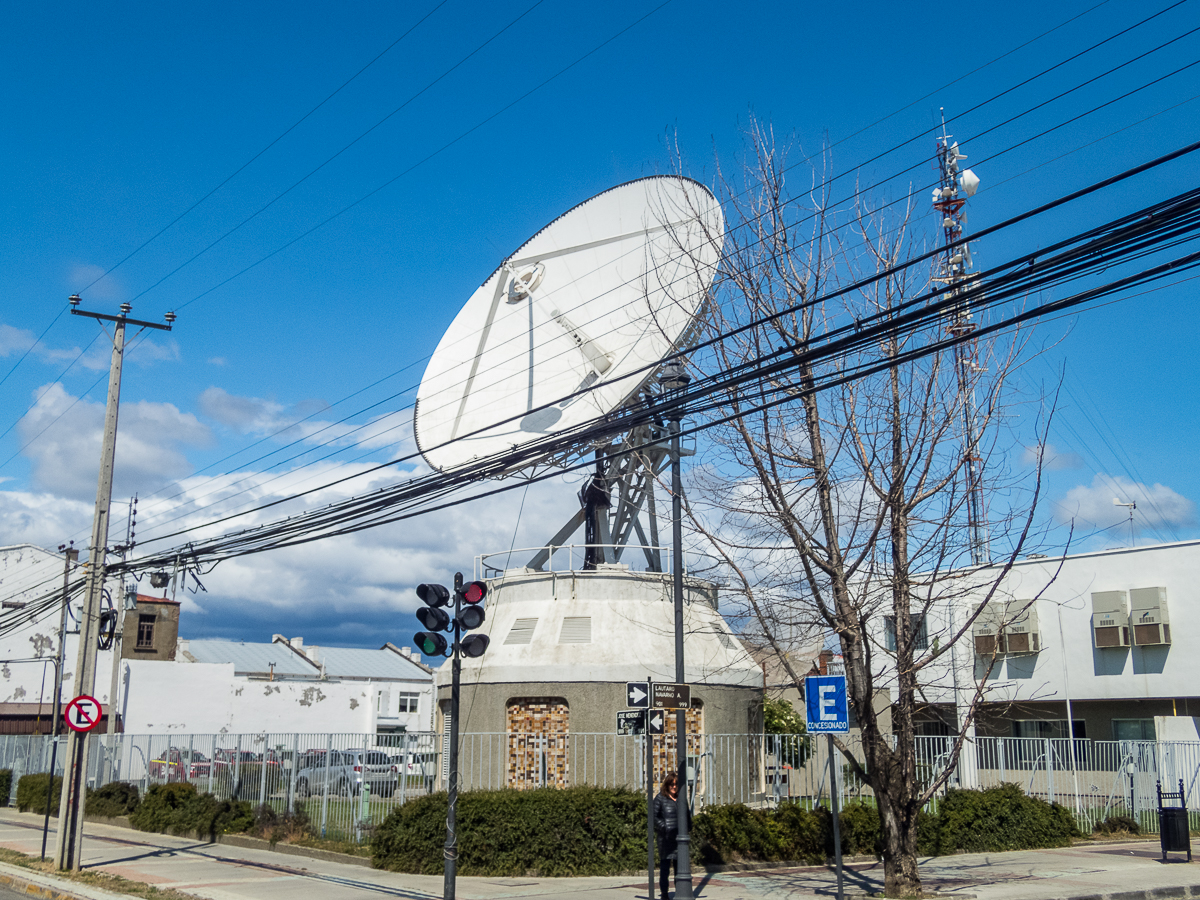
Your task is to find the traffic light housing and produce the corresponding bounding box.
[414,582,451,657]
[454,576,489,657]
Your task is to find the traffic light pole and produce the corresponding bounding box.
[444,573,464,900]
[669,413,693,900]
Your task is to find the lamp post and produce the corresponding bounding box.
[660,361,693,900]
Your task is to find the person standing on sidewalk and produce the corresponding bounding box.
[653,771,688,899]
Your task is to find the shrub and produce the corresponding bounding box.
[1094,814,1140,836]
[692,803,784,864]
[16,774,61,815]
[927,783,1080,854]
[87,782,139,818]
[130,783,253,839]
[252,804,313,845]
[373,787,646,876]
[212,763,289,803]
[0,769,12,805]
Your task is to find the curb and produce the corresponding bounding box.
[216,833,372,868]
[0,863,121,900]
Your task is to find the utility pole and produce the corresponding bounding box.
[661,361,693,900]
[933,110,988,566]
[55,298,173,871]
[41,543,77,861]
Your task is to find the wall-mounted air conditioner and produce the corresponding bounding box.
[1130,586,1171,646]
[1091,591,1130,648]
[972,603,1004,657]
[1002,599,1040,654]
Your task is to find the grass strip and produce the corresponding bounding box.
[0,845,200,900]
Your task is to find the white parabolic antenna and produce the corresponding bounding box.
[415,175,724,473]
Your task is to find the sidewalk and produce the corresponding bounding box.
[0,809,1195,900]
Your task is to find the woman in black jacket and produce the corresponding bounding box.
[652,771,688,898]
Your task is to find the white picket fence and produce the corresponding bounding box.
[0,731,1194,842]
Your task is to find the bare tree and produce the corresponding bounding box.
[673,121,1051,896]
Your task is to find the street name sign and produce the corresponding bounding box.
[651,682,690,709]
[626,682,650,708]
[64,695,102,733]
[617,710,646,735]
[805,675,849,734]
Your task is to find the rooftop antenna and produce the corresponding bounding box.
[933,108,988,565]
[1114,497,1137,547]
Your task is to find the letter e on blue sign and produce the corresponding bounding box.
[805,675,849,734]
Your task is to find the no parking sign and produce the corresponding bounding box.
[64,695,102,733]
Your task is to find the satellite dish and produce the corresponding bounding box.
[415,176,724,473]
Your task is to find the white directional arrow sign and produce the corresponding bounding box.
[626,682,649,708]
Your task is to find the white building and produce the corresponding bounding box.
[871,540,1200,743]
[0,543,436,737]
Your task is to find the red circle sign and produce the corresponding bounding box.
[64,695,102,733]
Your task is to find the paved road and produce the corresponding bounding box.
[0,809,1195,900]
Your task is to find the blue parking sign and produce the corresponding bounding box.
[805,675,849,734]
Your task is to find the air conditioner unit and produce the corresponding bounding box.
[1091,591,1130,648]
[1130,586,1171,646]
[972,603,1004,657]
[1002,599,1040,654]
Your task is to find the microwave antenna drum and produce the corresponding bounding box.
[414,175,724,474]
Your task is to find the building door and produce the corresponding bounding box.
[506,698,569,789]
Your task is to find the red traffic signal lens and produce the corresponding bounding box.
[417,583,450,607]
[414,632,448,656]
[459,581,487,604]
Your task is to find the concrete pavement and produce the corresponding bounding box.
[0,808,1195,900]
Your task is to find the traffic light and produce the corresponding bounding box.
[455,576,489,658]
[414,582,451,657]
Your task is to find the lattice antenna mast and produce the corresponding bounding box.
[932,109,989,565]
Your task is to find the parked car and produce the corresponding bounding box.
[212,749,262,769]
[148,748,210,781]
[295,748,398,798]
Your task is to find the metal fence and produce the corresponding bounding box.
[1,731,1197,843]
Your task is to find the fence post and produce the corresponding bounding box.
[400,736,409,806]
[257,736,269,811]
[288,733,299,814]
[319,734,332,837]
[1045,738,1054,805]
[207,735,214,795]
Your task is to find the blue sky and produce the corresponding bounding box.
[1,0,1198,647]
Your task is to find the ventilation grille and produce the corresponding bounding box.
[505,618,539,645]
[717,631,737,650]
[559,617,592,643]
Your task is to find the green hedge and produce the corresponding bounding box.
[0,769,12,805]
[925,784,1080,854]
[129,782,254,839]
[16,774,61,815]
[372,784,1080,875]
[694,784,1078,865]
[373,787,647,876]
[87,782,140,818]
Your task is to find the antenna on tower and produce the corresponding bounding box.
[933,109,989,565]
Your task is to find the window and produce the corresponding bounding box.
[1012,719,1087,739]
[1113,719,1156,741]
[398,692,420,713]
[136,614,155,649]
[884,614,928,652]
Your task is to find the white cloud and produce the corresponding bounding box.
[68,263,126,302]
[197,387,410,455]
[15,383,212,501]
[0,490,93,550]
[0,324,36,357]
[1054,474,1196,534]
[1021,442,1083,471]
[207,357,227,367]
